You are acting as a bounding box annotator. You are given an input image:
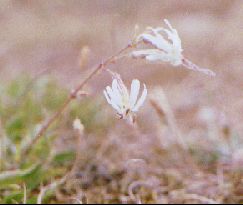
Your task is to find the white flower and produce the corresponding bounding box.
[131,19,216,76]
[103,75,147,122]
[132,19,183,66]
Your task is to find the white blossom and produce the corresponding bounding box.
[131,19,216,76]
[103,75,147,122]
[132,19,183,66]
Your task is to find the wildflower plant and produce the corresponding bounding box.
[23,18,216,155]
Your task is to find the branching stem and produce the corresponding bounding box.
[22,44,132,156]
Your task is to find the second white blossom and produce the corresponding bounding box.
[104,75,147,122]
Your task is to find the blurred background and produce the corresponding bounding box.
[0,0,242,203]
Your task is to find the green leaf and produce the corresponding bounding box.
[53,151,75,166]
[0,164,41,188]
[3,191,23,204]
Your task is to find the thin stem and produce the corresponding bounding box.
[71,128,83,175]
[150,98,187,150]
[21,44,131,156]
[182,58,216,77]
[23,183,27,204]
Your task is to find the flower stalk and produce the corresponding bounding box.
[21,44,132,156]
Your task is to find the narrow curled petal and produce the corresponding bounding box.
[129,79,140,108]
[139,33,171,51]
[162,28,182,53]
[103,90,112,105]
[107,85,122,108]
[132,84,147,112]
[112,79,122,104]
[164,19,173,30]
[132,49,170,63]
[133,19,183,66]
[103,90,121,113]
[114,76,129,100]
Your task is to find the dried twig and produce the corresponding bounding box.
[150,97,187,150]
[184,193,220,204]
[37,174,68,204]
[128,180,154,204]
[149,89,202,172]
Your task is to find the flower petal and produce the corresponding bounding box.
[104,89,122,113]
[139,32,171,52]
[132,84,147,112]
[164,19,174,31]
[103,89,112,104]
[105,86,122,110]
[129,79,140,108]
[132,49,168,63]
[112,79,122,103]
